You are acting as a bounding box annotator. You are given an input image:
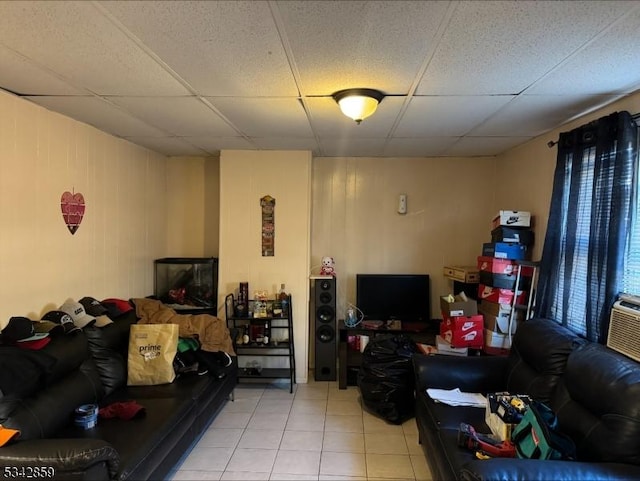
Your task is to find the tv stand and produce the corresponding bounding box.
[338,320,435,389]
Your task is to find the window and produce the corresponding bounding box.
[536,111,638,342]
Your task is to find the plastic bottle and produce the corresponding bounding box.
[263,320,270,345]
[279,284,289,318]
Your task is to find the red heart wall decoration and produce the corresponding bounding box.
[61,190,85,235]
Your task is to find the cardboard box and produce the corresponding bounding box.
[491,226,535,246]
[440,295,478,320]
[435,335,469,356]
[482,243,527,260]
[484,328,512,350]
[477,256,534,276]
[491,210,531,230]
[477,284,527,305]
[478,300,523,334]
[440,315,484,349]
[443,265,479,283]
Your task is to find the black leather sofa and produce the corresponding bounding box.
[413,318,640,481]
[0,309,237,480]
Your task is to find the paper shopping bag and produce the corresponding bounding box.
[127,323,179,386]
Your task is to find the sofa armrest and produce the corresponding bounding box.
[412,353,509,394]
[460,458,640,481]
[0,438,119,480]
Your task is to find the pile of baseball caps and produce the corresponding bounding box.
[478,210,534,354]
[0,297,133,350]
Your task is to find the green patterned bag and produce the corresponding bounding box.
[511,401,576,461]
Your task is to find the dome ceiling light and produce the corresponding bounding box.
[332,88,385,124]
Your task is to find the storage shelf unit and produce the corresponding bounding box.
[225,293,296,393]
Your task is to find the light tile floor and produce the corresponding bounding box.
[170,377,433,481]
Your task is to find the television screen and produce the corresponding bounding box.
[356,274,430,323]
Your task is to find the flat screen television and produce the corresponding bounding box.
[356,274,430,324]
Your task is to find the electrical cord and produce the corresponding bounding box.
[344,303,364,328]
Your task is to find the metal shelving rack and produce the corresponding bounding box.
[507,260,540,344]
[225,293,296,393]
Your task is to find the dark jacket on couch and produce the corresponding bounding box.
[0,309,237,480]
[413,318,640,481]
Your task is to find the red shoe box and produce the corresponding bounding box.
[477,284,527,305]
[440,315,484,349]
[477,256,534,276]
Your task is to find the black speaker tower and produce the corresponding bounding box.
[312,277,337,381]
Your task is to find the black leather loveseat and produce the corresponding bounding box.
[413,318,640,481]
[0,308,237,480]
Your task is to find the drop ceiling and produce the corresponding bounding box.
[1,0,639,157]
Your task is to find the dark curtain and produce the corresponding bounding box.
[536,111,638,343]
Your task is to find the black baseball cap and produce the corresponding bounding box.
[2,317,49,343]
[79,297,109,317]
[42,310,81,334]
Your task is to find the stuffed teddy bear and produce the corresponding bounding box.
[320,256,336,277]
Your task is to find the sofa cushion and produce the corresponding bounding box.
[85,314,137,396]
[416,390,488,432]
[56,395,197,480]
[505,318,584,403]
[554,343,640,464]
[2,358,105,440]
[41,331,94,385]
[0,347,56,397]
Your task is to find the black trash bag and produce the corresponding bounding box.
[357,334,418,424]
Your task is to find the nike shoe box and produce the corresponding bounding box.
[491,226,534,246]
[478,300,523,334]
[491,210,531,230]
[482,242,527,260]
[478,284,527,305]
[440,295,478,321]
[440,315,484,349]
[477,256,534,276]
[435,335,469,356]
[477,256,532,289]
[484,328,512,350]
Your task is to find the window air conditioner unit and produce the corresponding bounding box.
[607,294,640,362]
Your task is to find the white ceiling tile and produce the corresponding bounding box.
[276,1,451,95]
[0,45,87,95]
[186,136,256,154]
[108,97,239,137]
[25,96,167,138]
[418,1,637,95]
[100,0,298,97]
[1,1,639,158]
[208,97,313,137]
[306,96,403,137]
[0,1,189,95]
[395,96,515,137]
[445,137,533,157]
[122,136,208,156]
[526,6,640,95]
[383,137,461,157]
[469,94,622,137]
[251,137,319,153]
[320,138,388,157]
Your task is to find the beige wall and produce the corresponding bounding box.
[166,157,205,256]
[311,156,498,320]
[0,89,168,327]
[219,150,312,382]
[204,156,220,257]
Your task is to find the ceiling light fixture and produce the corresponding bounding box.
[332,88,385,124]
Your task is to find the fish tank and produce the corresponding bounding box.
[154,257,218,313]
